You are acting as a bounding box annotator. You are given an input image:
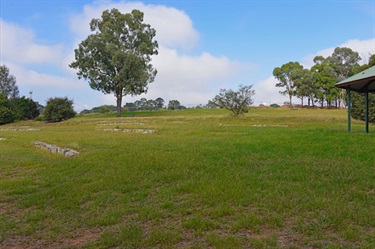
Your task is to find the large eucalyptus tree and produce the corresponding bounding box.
[70,9,158,117]
[273,62,304,109]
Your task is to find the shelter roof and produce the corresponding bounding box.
[335,65,375,93]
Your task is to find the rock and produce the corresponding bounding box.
[34,141,79,157]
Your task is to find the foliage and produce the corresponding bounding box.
[80,105,118,114]
[0,65,19,99]
[212,85,255,115]
[0,94,15,125]
[0,106,14,125]
[70,8,158,117]
[273,62,304,109]
[43,97,76,122]
[272,47,363,109]
[270,103,280,108]
[350,92,375,123]
[328,47,361,82]
[155,97,165,109]
[11,96,40,120]
[168,100,182,110]
[311,56,339,107]
[99,106,111,113]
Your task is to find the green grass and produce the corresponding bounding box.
[0,108,374,248]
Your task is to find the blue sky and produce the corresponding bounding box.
[1,0,374,110]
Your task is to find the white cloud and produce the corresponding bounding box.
[2,62,83,90]
[66,1,248,107]
[253,76,287,105]
[302,38,375,68]
[97,45,245,107]
[0,19,64,65]
[69,1,199,50]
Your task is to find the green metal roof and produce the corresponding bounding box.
[335,65,375,93]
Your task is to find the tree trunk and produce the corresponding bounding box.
[116,94,123,117]
[289,94,293,109]
[301,97,304,109]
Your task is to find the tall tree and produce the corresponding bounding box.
[0,65,19,99]
[70,9,158,117]
[168,100,181,110]
[328,47,361,81]
[328,47,361,107]
[273,62,304,109]
[311,56,338,108]
[155,97,165,109]
[295,69,314,108]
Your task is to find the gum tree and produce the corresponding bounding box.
[273,62,304,109]
[70,9,158,117]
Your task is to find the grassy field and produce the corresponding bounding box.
[0,108,374,248]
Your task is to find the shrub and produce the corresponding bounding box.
[212,85,255,116]
[44,97,76,122]
[0,106,14,125]
[270,103,280,108]
[0,94,14,125]
[351,92,375,123]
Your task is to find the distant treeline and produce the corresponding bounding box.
[80,98,221,114]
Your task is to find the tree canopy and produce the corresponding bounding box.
[212,85,255,116]
[0,65,19,99]
[70,8,158,117]
[43,97,76,122]
[273,47,363,109]
[273,62,304,109]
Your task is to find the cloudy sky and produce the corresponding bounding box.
[1,0,374,111]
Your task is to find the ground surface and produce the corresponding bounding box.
[0,108,374,248]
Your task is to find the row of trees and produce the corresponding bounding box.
[273,47,374,109]
[0,65,76,124]
[0,65,40,124]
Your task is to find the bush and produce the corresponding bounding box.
[212,85,255,116]
[11,96,40,120]
[351,92,375,123]
[0,94,14,125]
[270,103,280,108]
[44,97,76,122]
[0,106,14,125]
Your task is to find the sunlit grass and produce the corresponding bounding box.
[0,108,374,248]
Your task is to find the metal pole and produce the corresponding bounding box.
[347,88,351,133]
[365,91,369,133]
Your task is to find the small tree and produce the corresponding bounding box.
[44,97,76,122]
[212,85,255,116]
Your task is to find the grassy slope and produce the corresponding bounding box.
[0,108,374,248]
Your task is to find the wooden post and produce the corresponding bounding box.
[365,91,369,133]
[347,88,351,133]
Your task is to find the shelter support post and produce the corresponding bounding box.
[365,91,369,133]
[347,88,351,133]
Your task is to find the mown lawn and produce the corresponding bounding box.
[0,108,374,248]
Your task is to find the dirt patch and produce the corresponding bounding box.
[0,230,101,249]
[98,128,157,134]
